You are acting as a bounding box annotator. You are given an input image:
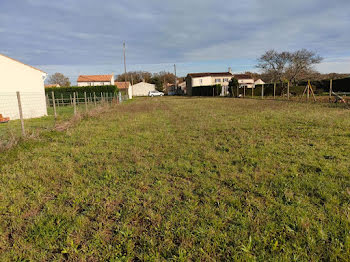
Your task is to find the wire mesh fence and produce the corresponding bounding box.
[233,79,350,104]
[0,91,129,150]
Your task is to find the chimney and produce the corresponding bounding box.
[228,67,232,74]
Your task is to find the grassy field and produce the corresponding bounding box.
[0,97,350,261]
[0,103,103,149]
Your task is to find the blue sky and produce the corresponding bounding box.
[1,0,349,83]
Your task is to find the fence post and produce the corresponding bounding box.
[274,82,276,99]
[119,92,122,103]
[106,93,109,105]
[89,93,92,104]
[46,94,50,108]
[236,86,239,98]
[261,84,264,99]
[57,93,60,107]
[329,79,333,101]
[100,92,103,104]
[16,91,25,136]
[76,92,79,105]
[252,87,254,98]
[287,81,290,100]
[51,91,57,119]
[94,92,97,106]
[84,92,88,112]
[243,86,246,98]
[73,92,77,115]
[70,94,72,105]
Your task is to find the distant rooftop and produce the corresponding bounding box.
[115,82,130,89]
[187,72,233,78]
[77,75,113,82]
[233,74,253,80]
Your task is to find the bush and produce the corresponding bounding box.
[45,85,118,99]
[192,84,222,96]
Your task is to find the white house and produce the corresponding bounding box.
[234,74,255,89]
[0,54,47,120]
[186,71,233,96]
[77,74,114,86]
[254,79,265,87]
[131,82,156,96]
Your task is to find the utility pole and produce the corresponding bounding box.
[174,64,177,94]
[123,42,127,82]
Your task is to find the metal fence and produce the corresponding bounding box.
[0,91,129,150]
[233,80,350,104]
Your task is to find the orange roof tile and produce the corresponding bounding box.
[115,82,130,89]
[45,84,60,88]
[77,74,113,82]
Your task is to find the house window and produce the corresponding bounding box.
[224,78,229,82]
[215,79,221,83]
[199,79,203,84]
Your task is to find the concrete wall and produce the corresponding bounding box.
[132,82,156,96]
[0,54,47,120]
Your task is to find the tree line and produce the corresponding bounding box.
[47,71,177,92]
[116,71,176,91]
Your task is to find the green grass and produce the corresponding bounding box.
[0,103,103,147]
[0,97,350,261]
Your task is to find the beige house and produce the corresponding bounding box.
[77,74,114,86]
[234,74,255,89]
[132,82,156,96]
[166,80,186,95]
[115,81,133,99]
[254,79,265,87]
[0,54,47,120]
[186,70,233,96]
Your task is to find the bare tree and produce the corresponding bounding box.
[257,49,323,83]
[285,49,323,83]
[257,50,291,82]
[47,73,71,87]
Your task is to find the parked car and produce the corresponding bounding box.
[149,91,164,97]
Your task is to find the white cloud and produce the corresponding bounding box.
[2,0,350,74]
[316,57,350,74]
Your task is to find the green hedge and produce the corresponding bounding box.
[297,78,350,93]
[192,84,222,96]
[45,85,118,99]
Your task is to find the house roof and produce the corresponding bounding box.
[187,72,233,78]
[233,74,253,80]
[115,82,130,89]
[0,53,46,74]
[77,75,113,82]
